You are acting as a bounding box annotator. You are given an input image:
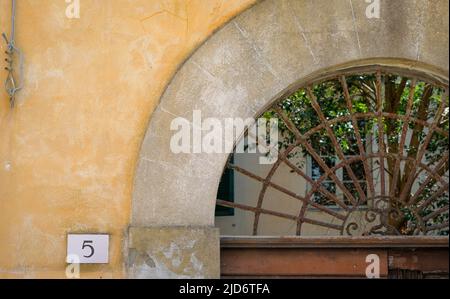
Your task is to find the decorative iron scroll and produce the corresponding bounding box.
[217,69,449,236]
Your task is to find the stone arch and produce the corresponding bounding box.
[128,0,448,278]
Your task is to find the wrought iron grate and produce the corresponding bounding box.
[217,69,449,236]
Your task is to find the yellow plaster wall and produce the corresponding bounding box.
[0,0,256,278]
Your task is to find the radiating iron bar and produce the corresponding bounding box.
[216,199,342,231]
[308,152,448,204]
[283,154,349,210]
[246,133,347,234]
[216,199,298,221]
[410,152,449,205]
[302,217,342,231]
[415,183,449,213]
[425,222,449,232]
[375,71,387,197]
[399,89,449,203]
[301,113,449,140]
[408,153,447,184]
[340,75,376,198]
[389,79,417,198]
[273,106,359,206]
[422,205,449,222]
[382,153,448,188]
[253,143,293,235]
[228,164,346,220]
[306,86,367,203]
[247,131,349,211]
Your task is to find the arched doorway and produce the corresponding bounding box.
[129,0,449,278]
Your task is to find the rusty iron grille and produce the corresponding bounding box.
[217,68,449,236]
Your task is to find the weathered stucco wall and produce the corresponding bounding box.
[0,0,255,278]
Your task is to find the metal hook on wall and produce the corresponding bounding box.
[3,0,24,108]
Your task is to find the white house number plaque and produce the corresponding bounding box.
[67,234,109,264]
